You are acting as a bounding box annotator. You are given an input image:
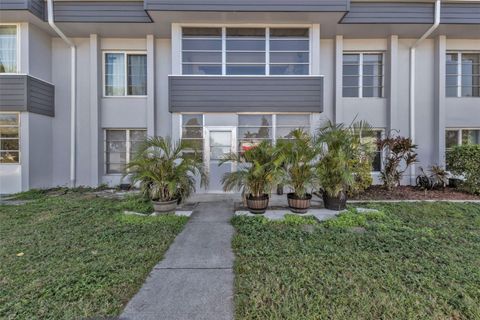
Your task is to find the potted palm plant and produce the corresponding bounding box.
[277,129,318,214]
[315,121,371,211]
[126,136,206,213]
[220,141,282,214]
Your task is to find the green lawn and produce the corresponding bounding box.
[232,203,480,320]
[0,190,188,319]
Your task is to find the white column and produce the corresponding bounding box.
[388,35,399,132]
[89,34,101,186]
[147,35,156,137]
[311,24,321,75]
[171,24,182,75]
[334,35,343,124]
[435,35,447,166]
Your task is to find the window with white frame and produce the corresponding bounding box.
[0,113,20,163]
[181,114,204,159]
[360,129,384,172]
[104,52,147,96]
[275,114,311,141]
[0,25,17,73]
[105,129,146,174]
[446,129,480,155]
[182,27,310,76]
[343,53,384,98]
[446,52,480,97]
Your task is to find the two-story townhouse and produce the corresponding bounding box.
[0,0,479,194]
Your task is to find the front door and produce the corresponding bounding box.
[204,127,236,193]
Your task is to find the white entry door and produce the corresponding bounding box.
[204,127,237,193]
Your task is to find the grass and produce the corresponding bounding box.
[0,190,188,319]
[232,203,480,320]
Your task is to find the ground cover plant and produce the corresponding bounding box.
[232,202,480,320]
[0,190,188,319]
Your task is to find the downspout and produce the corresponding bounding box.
[46,0,77,187]
[409,0,441,184]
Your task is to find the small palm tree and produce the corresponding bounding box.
[126,136,206,203]
[220,140,283,198]
[276,129,318,199]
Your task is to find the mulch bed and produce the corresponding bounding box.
[350,185,480,201]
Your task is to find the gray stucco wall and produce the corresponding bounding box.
[169,76,324,113]
[28,112,53,189]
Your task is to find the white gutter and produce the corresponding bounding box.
[46,0,77,187]
[409,0,441,184]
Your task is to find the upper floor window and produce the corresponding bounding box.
[446,52,480,97]
[182,27,310,76]
[343,53,384,98]
[0,113,19,163]
[0,25,17,73]
[104,52,147,97]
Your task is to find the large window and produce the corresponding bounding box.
[446,52,480,97]
[181,114,204,158]
[105,129,146,174]
[0,25,17,73]
[0,113,19,163]
[343,53,384,98]
[182,27,310,76]
[446,129,480,157]
[275,114,311,141]
[104,52,147,96]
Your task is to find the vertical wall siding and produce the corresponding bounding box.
[169,76,324,113]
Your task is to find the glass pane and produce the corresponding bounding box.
[182,39,222,51]
[446,86,458,97]
[363,87,382,98]
[445,130,459,148]
[105,53,125,96]
[226,28,265,38]
[270,52,309,63]
[210,131,231,147]
[0,113,18,126]
[182,127,203,139]
[446,53,458,63]
[276,127,309,139]
[106,130,126,142]
[0,151,19,163]
[1,139,18,150]
[276,114,310,126]
[183,27,221,37]
[372,152,382,172]
[238,127,272,139]
[226,65,265,75]
[462,130,480,145]
[130,130,147,141]
[363,64,383,76]
[182,114,203,127]
[182,139,203,151]
[270,40,309,51]
[226,40,265,51]
[127,55,147,96]
[239,140,271,153]
[239,115,272,127]
[0,26,17,73]
[0,127,18,138]
[343,87,359,97]
[446,76,458,86]
[210,147,231,160]
[183,52,222,63]
[270,28,309,38]
[343,54,360,64]
[364,54,383,63]
[182,64,222,75]
[363,76,382,87]
[343,65,359,76]
[446,63,458,75]
[226,52,265,63]
[461,86,479,97]
[106,163,125,174]
[269,64,308,75]
[343,76,359,87]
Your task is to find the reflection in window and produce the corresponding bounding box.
[105,129,147,174]
[360,129,384,172]
[275,114,311,140]
[238,115,272,152]
[105,52,147,96]
[445,129,480,167]
[343,53,384,98]
[181,114,204,158]
[0,113,19,163]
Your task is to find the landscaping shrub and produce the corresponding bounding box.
[377,135,417,190]
[446,144,480,194]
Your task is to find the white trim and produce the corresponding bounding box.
[104,128,147,175]
[446,51,480,98]
[342,51,385,98]
[102,51,148,98]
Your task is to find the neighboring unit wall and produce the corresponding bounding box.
[28,112,53,189]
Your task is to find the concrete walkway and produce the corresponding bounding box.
[120,201,235,320]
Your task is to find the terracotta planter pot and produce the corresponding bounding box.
[287,193,312,214]
[152,199,178,214]
[322,192,347,211]
[246,194,269,214]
